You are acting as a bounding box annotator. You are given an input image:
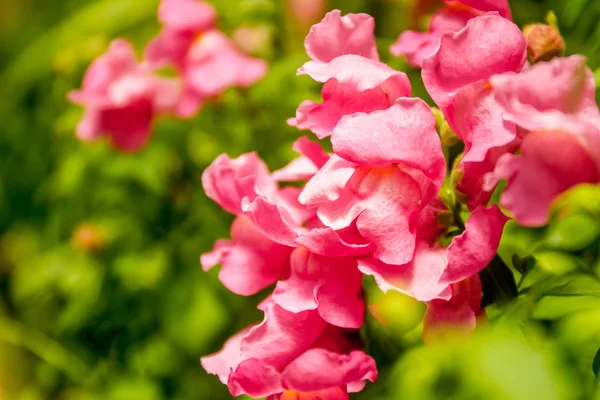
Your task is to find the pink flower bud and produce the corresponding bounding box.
[523,23,565,63]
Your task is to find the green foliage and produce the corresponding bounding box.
[0,0,599,399]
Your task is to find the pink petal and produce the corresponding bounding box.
[273,248,365,328]
[242,196,301,247]
[423,274,484,343]
[389,6,474,67]
[293,136,330,168]
[202,152,277,215]
[296,227,374,257]
[240,303,327,369]
[299,155,357,207]
[281,349,377,393]
[491,55,600,129]
[185,30,267,97]
[272,157,319,182]
[228,358,283,398]
[422,13,526,111]
[201,326,253,384]
[305,10,379,63]
[439,205,509,284]
[487,131,600,226]
[288,100,320,131]
[318,167,422,265]
[201,217,292,296]
[451,0,512,19]
[158,0,216,32]
[331,97,445,190]
[358,242,452,302]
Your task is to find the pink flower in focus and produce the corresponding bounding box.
[422,13,527,209]
[358,205,508,302]
[272,247,365,328]
[390,0,512,67]
[201,301,377,398]
[484,56,600,226]
[422,274,486,343]
[145,0,267,117]
[289,55,411,139]
[68,39,181,151]
[299,100,445,266]
[201,217,293,296]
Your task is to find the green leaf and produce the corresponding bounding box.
[534,251,580,276]
[593,348,600,377]
[544,213,600,252]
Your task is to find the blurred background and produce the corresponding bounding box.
[1,0,600,399]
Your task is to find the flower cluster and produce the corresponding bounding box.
[196,3,590,395]
[69,0,267,151]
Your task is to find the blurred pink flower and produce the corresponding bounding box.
[68,39,181,151]
[484,56,600,226]
[422,13,527,209]
[390,0,512,67]
[288,0,326,28]
[145,0,267,116]
[201,301,377,398]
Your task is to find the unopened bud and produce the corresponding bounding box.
[523,23,565,64]
[440,121,459,147]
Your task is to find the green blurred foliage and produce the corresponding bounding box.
[0,0,599,399]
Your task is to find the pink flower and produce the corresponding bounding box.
[288,0,326,28]
[201,217,293,295]
[422,13,526,209]
[272,247,365,328]
[422,274,486,343]
[299,100,445,266]
[145,0,267,116]
[483,56,600,226]
[358,205,508,302]
[201,301,377,398]
[68,39,181,151]
[201,149,370,293]
[289,55,411,138]
[390,0,512,67]
[304,10,380,64]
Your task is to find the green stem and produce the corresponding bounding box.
[0,316,90,382]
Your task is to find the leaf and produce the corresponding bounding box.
[480,255,518,308]
[593,348,600,377]
[544,213,600,252]
[534,251,580,276]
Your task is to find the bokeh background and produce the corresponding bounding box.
[1,0,600,399]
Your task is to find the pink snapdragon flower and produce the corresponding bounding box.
[303,10,379,64]
[484,56,600,226]
[201,301,377,399]
[145,0,267,116]
[390,0,512,67]
[68,39,181,151]
[201,143,373,294]
[422,13,527,208]
[358,205,508,302]
[299,100,446,266]
[200,151,309,295]
[288,10,412,138]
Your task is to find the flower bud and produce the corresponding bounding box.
[72,223,105,252]
[523,23,565,64]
